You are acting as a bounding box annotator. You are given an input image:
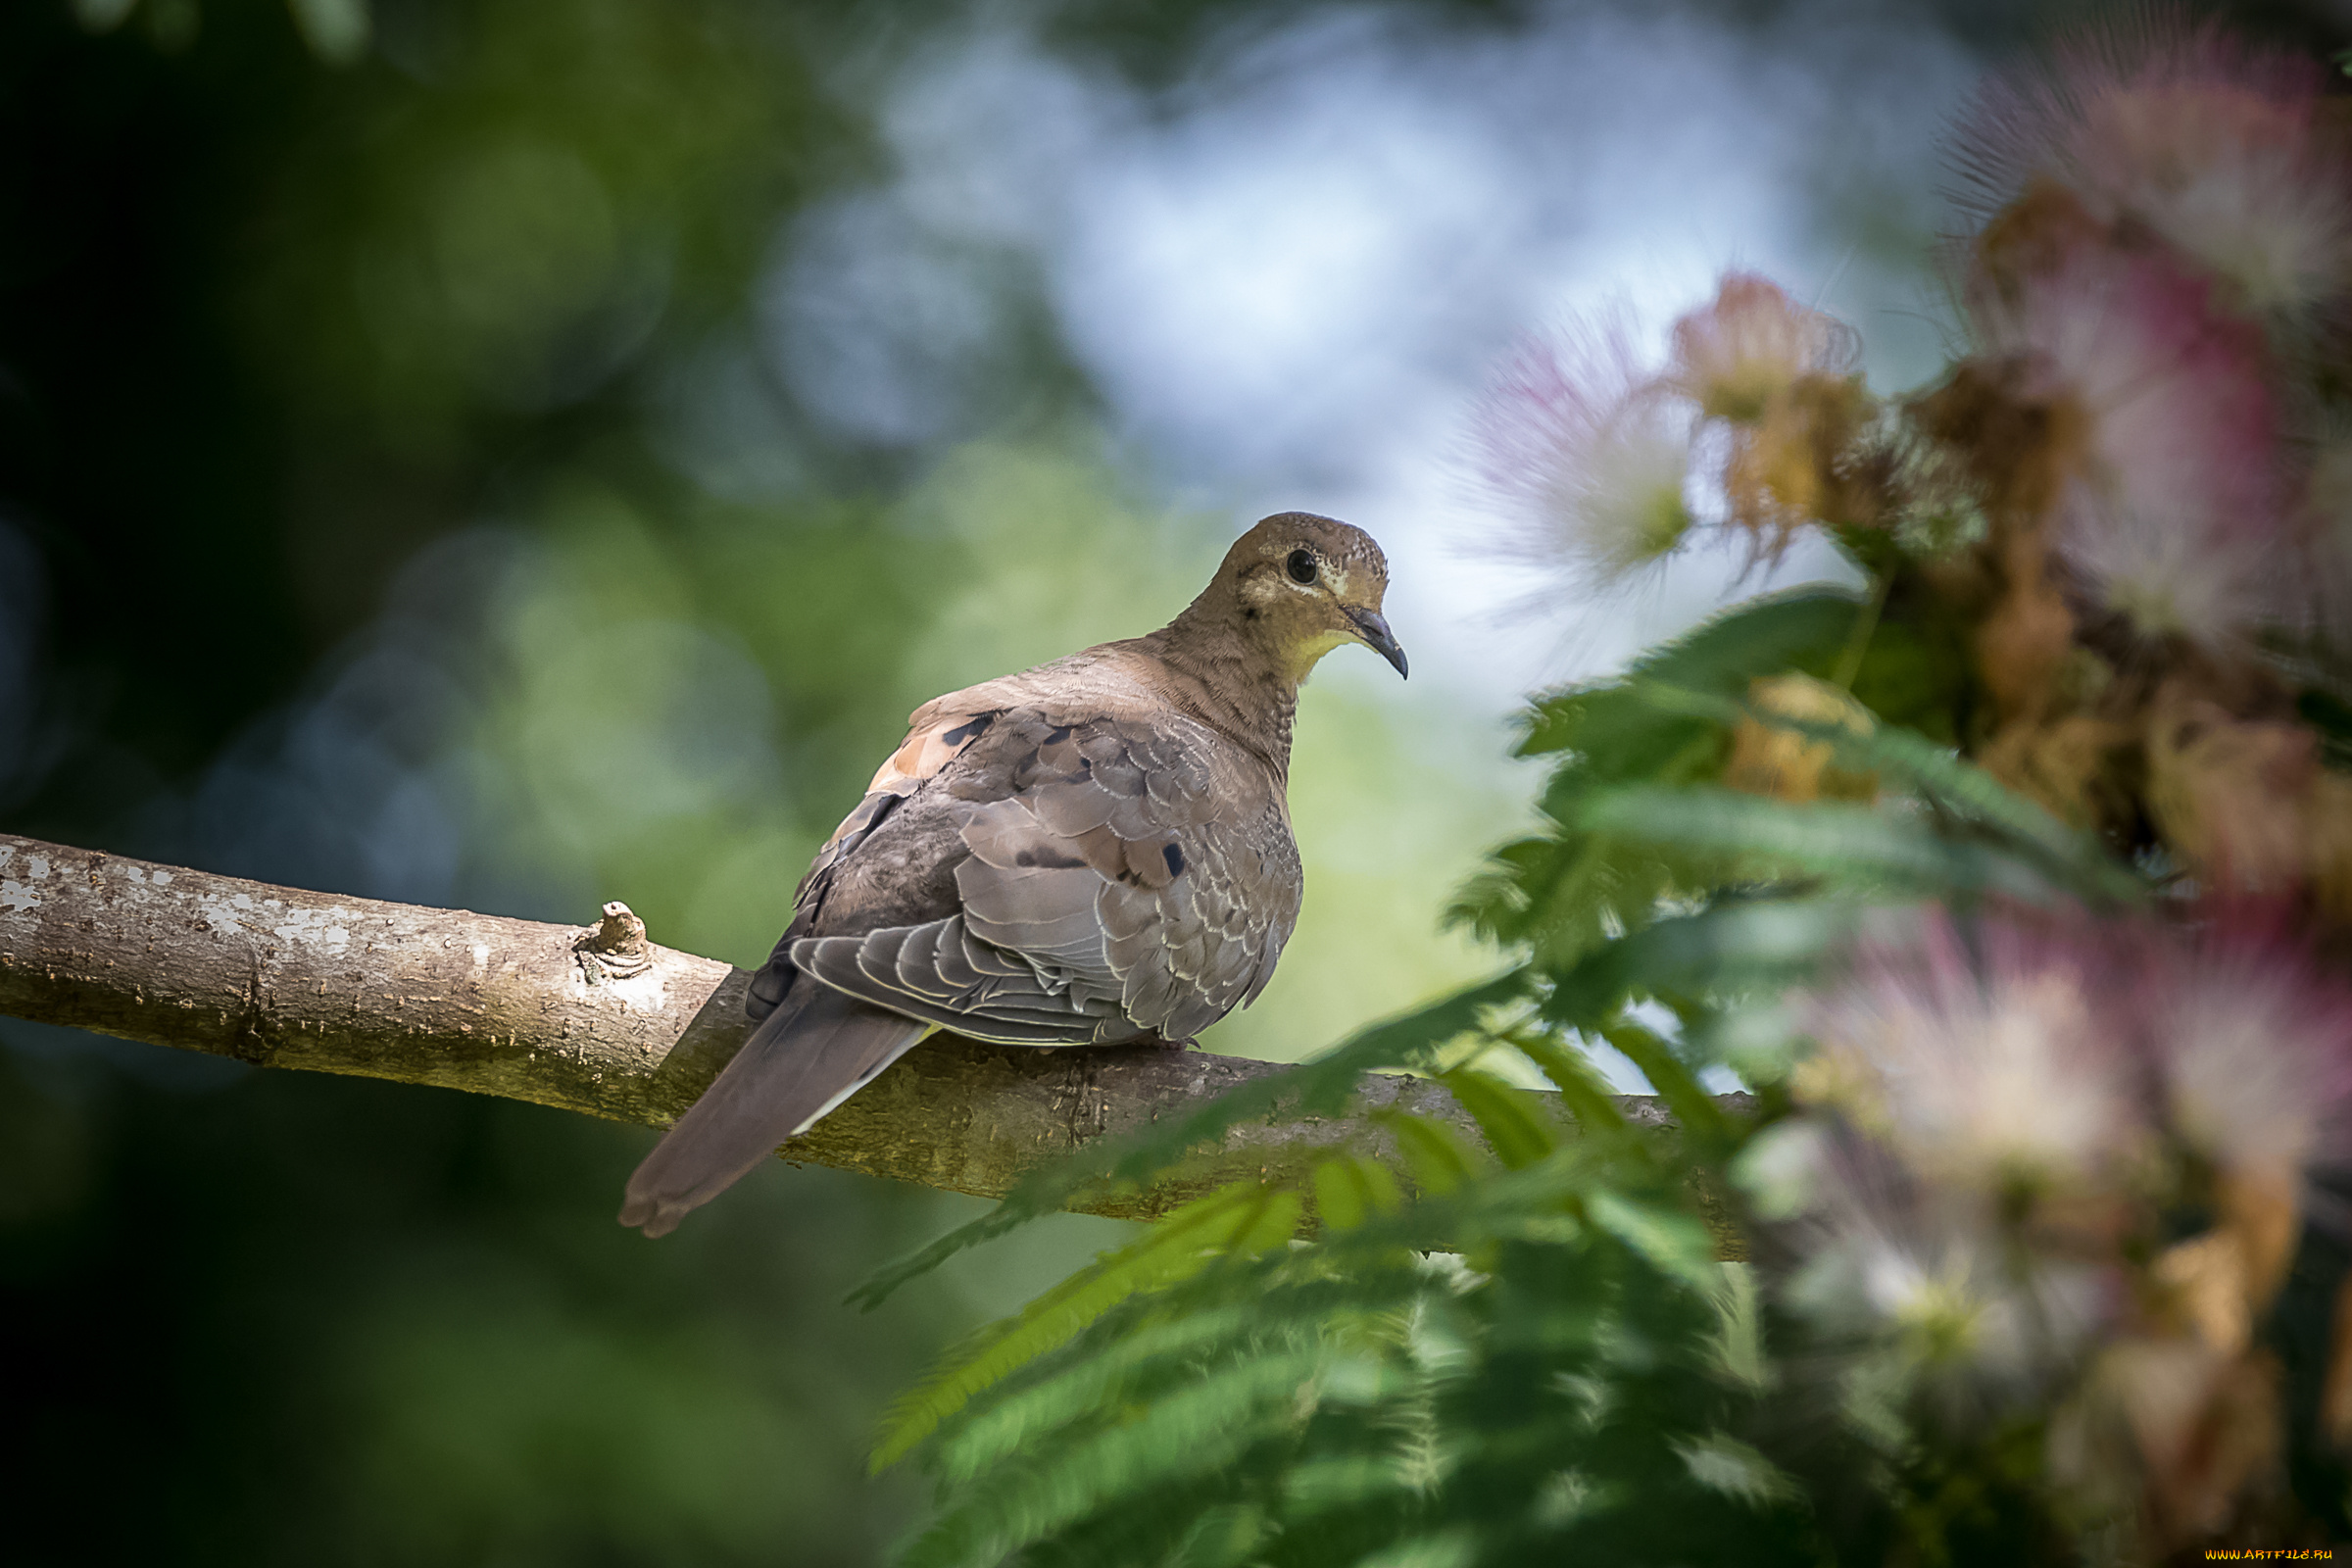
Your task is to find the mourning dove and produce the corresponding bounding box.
[619,512,1406,1236]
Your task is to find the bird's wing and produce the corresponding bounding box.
[745,652,1151,1018]
[790,708,1302,1046]
[746,706,999,1021]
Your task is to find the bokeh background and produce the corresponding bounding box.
[4,0,2346,1562]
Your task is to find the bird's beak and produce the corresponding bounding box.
[1344,608,1409,679]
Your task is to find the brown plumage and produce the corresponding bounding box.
[618,512,1406,1237]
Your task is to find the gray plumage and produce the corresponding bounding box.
[620,511,1405,1236]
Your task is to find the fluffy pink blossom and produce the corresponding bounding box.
[1954,17,2352,318]
[1765,900,2351,1489]
[1667,272,1861,421]
[1468,315,1698,589]
[2134,907,2352,1190]
[1761,1127,2121,1417]
[1796,907,2150,1202]
[1795,906,2352,1200]
[1978,241,2289,648]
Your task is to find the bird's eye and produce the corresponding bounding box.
[1285,549,1318,585]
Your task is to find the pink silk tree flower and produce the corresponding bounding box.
[1953,16,2352,320]
[1793,907,2152,1212]
[2134,907,2352,1306]
[1781,1167,2121,1420]
[1663,272,1874,558]
[1467,315,1699,592]
[1759,903,2348,1447]
[1776,906,2352,1388]
[2146,917,2352,1182]
[1977,238,2289,650]
[1747,1114,2125,1425]
[1666,271,1861,423]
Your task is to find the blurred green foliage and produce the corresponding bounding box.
[0,1025,1021,1564]
[0,2,1512,1561]
[0,3,1073,1563]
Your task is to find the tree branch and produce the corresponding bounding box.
[0,834,1739,1230]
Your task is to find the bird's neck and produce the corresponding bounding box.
[1141,607,1300,782]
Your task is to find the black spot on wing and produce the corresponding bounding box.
[1013,846,1089,869]
[1162,842,1185,877]
[941,712,998,747]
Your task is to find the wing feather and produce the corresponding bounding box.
[765,701,1301,1046]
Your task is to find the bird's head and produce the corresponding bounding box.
[1207,512,1407,683]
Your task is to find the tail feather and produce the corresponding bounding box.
[619,983,927,1238]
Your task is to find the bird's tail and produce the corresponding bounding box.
[619,982,927,1238]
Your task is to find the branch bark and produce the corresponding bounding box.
[0,834,1737,1230]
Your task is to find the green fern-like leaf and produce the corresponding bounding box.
[871,1181,1302,1472]
[1539,895,1864,1031]
[931,1274,1417,1489]
[901,1346,1342,1568]
[1434,1066,1562,1171]
[1374,1109,1486,1197]
[850,972,1525,1310]
[1593,1017,1734,1150]
[1312,1153,1405,1234]
[1518,586,1866,760]
[1346,1528,1478,1568]
[1583,1189,1722,1295]
[1627,678,2141,903]
[1574,785,2069,903]
[1502,1028,1638,1150]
